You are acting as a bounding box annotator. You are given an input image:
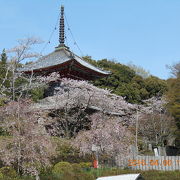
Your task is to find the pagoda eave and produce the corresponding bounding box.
[23,59,108,81]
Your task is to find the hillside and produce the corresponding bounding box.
[83,56,167,103]
[0,47,179,179]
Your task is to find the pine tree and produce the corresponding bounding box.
[167,61,180,147]
[0,49,7,82]
[0,49,7,64]
[0,49,11,97]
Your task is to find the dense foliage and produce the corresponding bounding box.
[83,56,167,103]
[166,61,180,146]
[0,49,11,97]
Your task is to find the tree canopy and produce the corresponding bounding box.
[83,56,168,103]
[166,61,180,146]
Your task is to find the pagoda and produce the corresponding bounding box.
[19,6,110,80]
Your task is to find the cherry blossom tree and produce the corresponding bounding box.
[0,100,56,180]
[137,111,175,146]
[0,38,55,180]
[73,113,134,167]
[5,37,43,100]
[32,77,136,167]
[34,77,137,139]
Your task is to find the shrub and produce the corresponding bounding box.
[0,98,6,107]
[71,163,82,173]
[0,172,3,179]
[51,137,92,164]
[51,162,95,180]
[30,87,45,102]
[0,166,17,178]
[52,162,73,175]
[79,162,92,169]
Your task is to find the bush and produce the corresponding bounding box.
[71,163,82,173]
[30,87,45,102]
[0,167,17,178]
[51,137,92,164]
[79,162,92,169]
[0,172,3,179]
[51,161,95,180]
[0,97,6,107]
[52,162,73,175]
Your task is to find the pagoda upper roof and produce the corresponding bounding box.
[18,47,110,75]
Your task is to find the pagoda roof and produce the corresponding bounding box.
[18,47,110,75]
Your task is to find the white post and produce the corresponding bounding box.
[135,110,139,153]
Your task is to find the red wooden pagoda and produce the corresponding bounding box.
[18,6,110,81]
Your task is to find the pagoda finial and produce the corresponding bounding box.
[59,5,65,46]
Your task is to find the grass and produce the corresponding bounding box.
[1,168,180,180]
[88,168,180,180]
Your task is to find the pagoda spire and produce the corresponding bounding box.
[59,5,65,47]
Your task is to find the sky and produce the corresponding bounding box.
[1,0,180,79]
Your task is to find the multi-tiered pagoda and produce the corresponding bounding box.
[19,6,110,80]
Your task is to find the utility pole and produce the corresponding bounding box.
[135,110,139,153]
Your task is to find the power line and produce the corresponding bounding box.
[39,7,84,57]
[64,13,84,56]
[39,12,60,55]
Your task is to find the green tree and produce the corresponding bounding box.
[0,49,11,97]
[83,57,167,103]
[0,49,7,64]
[115,83,141,103]
[167,78,180,126]
[145,76,168,97]
[166,61,180,147]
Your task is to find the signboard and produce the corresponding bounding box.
[92,144,100,152]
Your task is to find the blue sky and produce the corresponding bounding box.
[1,0,180,79]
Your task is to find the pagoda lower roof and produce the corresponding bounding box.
[18,47,110,76]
